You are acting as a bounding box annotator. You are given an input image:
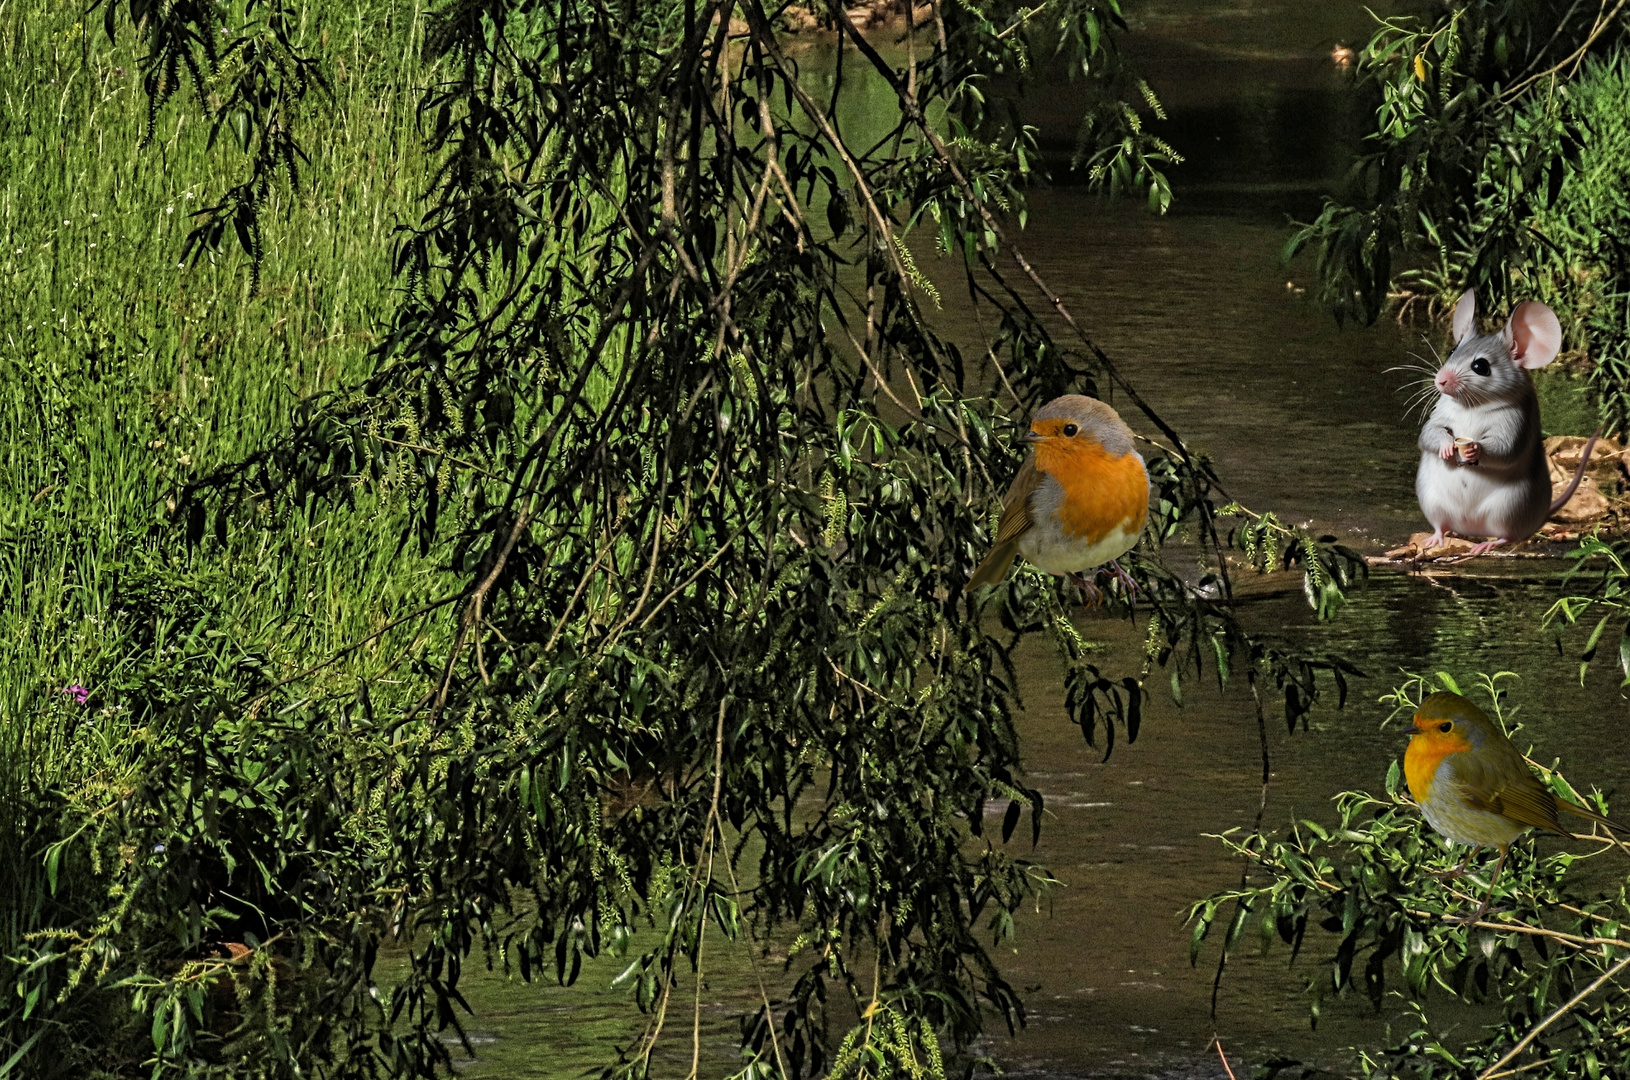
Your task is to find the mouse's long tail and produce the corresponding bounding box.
[1549,423,1608,516]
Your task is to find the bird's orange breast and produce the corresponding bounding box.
[1404,731,1472,804]
[1032,439,1149,544]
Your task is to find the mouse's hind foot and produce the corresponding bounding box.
[1463,538,1507,558]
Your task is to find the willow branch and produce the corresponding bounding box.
[1477,952,1630,1079]
[1500,0,1629,100]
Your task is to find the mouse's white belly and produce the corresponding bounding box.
[1417,453,1550,541]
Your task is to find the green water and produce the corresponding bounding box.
[411,2,1630,1077]
[433,566,1630,1079]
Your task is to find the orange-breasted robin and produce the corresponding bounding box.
[965,394,1149,599]
[1405,691,1627,921]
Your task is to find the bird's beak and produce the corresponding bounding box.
[1017,431,1043,445]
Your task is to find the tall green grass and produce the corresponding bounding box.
[1523,51,1630,429]
[0,0,453,1068]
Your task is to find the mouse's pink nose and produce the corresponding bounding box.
[1436,368,1460,394]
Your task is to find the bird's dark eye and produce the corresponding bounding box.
[1062,423,1079,437]
[1471,357,1491,377]
[1438,722,1452,733]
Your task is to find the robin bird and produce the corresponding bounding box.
[1404,690,1627,922]
[965,394,1149,601]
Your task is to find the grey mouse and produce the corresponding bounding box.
[1416,290,1600,557]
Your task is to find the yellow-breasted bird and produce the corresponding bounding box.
[965,394,1149,598]
[1405,691,1627,921]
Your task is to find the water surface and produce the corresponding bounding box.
[435,3,1630,1076]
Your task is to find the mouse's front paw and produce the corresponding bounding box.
[1439,439,1457,461]
[1458,441,1480,465]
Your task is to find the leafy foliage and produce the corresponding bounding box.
[1521,53,1630,432]
[15,602,385,1076]
[104,0,328,294]
[1546,535,1630,686]
[1221,503,1369,622]
[1288,2,1628,326]
[4,0,1376,1076]
[1191,672,1630,1080]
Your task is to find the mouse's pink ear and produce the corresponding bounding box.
[1504,302,1562,370]
[1452,290,1477,344]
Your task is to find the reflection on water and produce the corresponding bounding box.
[434,566,1630,1079]
[923,204,1425,546]
[438,1,1630,1076]
[1042,0,1402,216]
[991,566,1630,1079]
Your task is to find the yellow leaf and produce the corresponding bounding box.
[1414,54,1427,81]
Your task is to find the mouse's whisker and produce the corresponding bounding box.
[1406,383,1445,418]
[1407,395,1440,422]
[1417,336,1445,365]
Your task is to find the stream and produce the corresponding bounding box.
[432,2,1630,1076]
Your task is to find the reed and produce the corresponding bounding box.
[0,0,453,1066]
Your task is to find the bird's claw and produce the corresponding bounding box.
[1107,558,1140,600]
[1066,564,1139,610]
[1067,573,1105,608]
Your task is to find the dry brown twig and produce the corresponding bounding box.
[1476,952,1630,1080]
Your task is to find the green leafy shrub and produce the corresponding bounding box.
[1289,6,1630,431]
[0,1,1373,1077]
[1389,51,1630,432]
[12,583,385,1077]
[1191,672,1630,1080]
[1523,53,1630,430]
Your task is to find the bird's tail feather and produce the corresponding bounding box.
[964,542,1019,593]
[1556,797,1629,834]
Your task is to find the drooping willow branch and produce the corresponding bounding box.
[95,1,1367,1076]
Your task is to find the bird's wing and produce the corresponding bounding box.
[991,456,1043,548]
[1555,796,1630,834]
[963,457,1044,593]
[1456,751,1573,837]
[964,540,1020,592]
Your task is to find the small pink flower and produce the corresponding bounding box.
[62,684,88,705]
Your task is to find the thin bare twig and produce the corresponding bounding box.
[1483,1055,1561,1079]
[1476,953,1630,1079]
[1500,0,1629,100]
[246,593,460,709]
[820,2,1200,469]
[718,852,792,1080]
